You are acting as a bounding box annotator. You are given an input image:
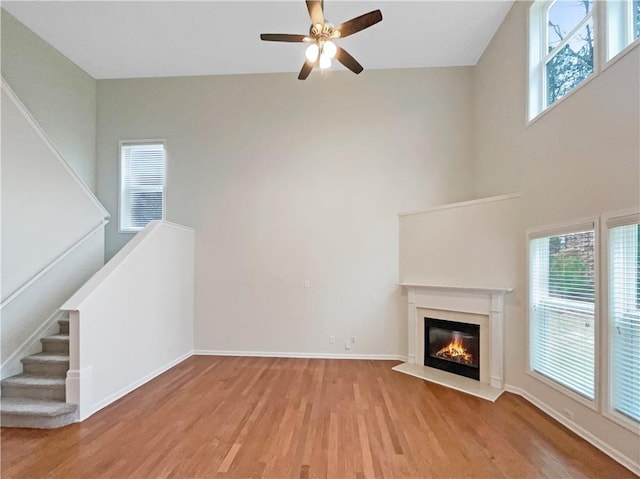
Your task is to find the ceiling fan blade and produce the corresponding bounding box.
[335,47,363,74]
[298,60,315,80]
[306,0,324,26]
[335,10,383,38]
[260,33,308,42]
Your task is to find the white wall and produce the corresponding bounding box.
[472,1,640,471]
[1,87,106,299]
[96,67,475,359]
[399,194,522,289]
[62,221,194,420]
[1,83,107,377]
[1,9,97,192]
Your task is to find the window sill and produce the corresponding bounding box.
[527,72,598,127]
[605,37,640,73]
[526,369,598,412]
[603,408,640,436]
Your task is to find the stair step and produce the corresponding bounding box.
[2,375,66,401]
[0,398,77,429]
[58,318,69,335]
[41,334,70,354]
[21,353,69,377]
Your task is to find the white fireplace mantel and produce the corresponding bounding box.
[397,283,513,399]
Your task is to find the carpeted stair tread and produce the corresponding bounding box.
[2,375,66,389]
[0,398,76,417]
[22,353,69,363]
[41,334,69,342]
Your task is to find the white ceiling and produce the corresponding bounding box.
[3,1,514,79]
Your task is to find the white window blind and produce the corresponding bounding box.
[119,142,166,232]
[529,227,596,400]
[609,219,640,423]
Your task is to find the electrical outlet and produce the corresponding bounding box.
[304,280,310,288]
[562,408,574,420]
[345,341,351,350]
[329,335,335,344]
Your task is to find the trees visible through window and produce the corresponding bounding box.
[545,1,594,106]
[529,225,596,400]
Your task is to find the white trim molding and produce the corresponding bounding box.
[398,193,522,218]
[1,77,109,219]
[194,350,407,361]
[505,385,640,477]
[1,220,108,309]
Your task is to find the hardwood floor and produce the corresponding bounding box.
[1,356,636,478]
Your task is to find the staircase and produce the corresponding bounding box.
[0,317,77,428]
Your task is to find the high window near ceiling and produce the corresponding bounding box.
[529,0,640,120]
[607,0,640,59]
[529,0,595,119]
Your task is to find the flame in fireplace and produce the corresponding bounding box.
[435,336,474,364]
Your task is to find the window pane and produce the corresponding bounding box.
[548,0,593,51]
[530,229,596,400]
[610,223,640,423]
[120,142,166,231]
[549,231,595,302]
[634,0,640,40]
[546,20,594,106]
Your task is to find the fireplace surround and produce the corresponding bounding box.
[394,283,512,400]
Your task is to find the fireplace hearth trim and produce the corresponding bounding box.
[399,283,512,391]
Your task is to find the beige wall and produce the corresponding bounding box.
[1,9,97,191]
[473,1,640,468]
[96,67,475,357]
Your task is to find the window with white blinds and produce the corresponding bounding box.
[529,225,596,400]
[608,216,640,424]
[119,141,166,232]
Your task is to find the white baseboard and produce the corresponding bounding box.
[1,309,66,380]
[193,350,407,361]
[86,351,193,420]
[505,384,640,477]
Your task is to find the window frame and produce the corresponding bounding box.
[118,139,167,234]
[601,209,640,435]
[526,218,601,411]
[528,0,600,122]
[606,0,640,62]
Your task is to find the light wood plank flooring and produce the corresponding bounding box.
[1,356,636,478]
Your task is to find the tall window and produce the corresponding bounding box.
[606,0,640,60]
[119,141,166,232]
[529,224,596,400]
[529,0,595,119]
[608,215,640,424]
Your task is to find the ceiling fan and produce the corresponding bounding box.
[260,0,383,80]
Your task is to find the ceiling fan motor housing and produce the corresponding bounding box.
[310,22,338,39]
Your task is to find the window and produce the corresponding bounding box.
[529,223,596,400]
[608,214,640,424]
[606,0,640,60]
[529,0,595,119]
[119,141,166,232]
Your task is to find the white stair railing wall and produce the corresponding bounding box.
[62,220,195,421]
[1,78,110,379]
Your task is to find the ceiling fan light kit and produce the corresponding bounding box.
[260,0,383,80]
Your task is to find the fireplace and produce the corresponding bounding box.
[424,318,480,380]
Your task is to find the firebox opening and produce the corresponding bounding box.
[424,317,480,381]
